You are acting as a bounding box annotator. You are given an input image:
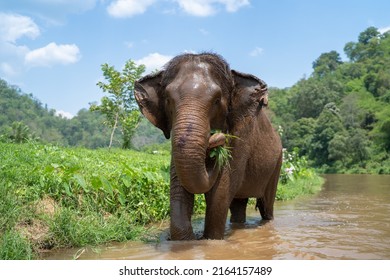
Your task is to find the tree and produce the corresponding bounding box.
[284,117,316,156]
[312,51,343,77]
[348,128,371,165]
[309,103,346,167]
[358,27,380,45]
[289,76,344,119]
[5,121,35,143]
[91,60,145,149]
[328,132,349,164]
[344,27,381,62]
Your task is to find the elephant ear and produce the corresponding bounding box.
[134,71,171,139]
[231,70,268,112]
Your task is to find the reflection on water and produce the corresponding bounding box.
[44,174,390,260]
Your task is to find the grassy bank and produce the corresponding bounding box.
[0,143,323,259]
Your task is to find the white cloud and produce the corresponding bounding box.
[220,0,250,12]
[55,110,74,119]
[0,63,18,77]
[135,53,173,74]
[107,0,156,18]
[25,42,81,67]
[175,0,249,16]
[379,26,390,34]
[175,0,216,16]
[106,0,249,18]
[0,13,40,43]
[249,47,263,57]
[0,13,82,77]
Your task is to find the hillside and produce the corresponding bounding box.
[268,27,390,174]
[0,79,164,149]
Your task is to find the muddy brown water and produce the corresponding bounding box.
[43,174,390,260]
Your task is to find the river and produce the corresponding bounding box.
[44,174,390,260]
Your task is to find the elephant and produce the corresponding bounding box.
[134,53,282,240]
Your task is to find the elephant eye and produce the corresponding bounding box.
[214,97,221,105]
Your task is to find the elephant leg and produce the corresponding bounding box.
[256,197,273,220]
[203,173,231,239]
[170,163,196,240]
[229,198,249,223]
[256,153,282,220]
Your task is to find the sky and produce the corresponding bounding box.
[1,0,390,119]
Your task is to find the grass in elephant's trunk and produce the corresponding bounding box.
[208,130,238,171]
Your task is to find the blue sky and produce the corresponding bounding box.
[1,0,390,118]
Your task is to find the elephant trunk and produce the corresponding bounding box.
[172,110,217,194]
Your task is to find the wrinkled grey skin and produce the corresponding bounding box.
[135,53,282,240]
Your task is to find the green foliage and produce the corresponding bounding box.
[0,79,66,145]
[280,148,313,184]
[0,230,34,260]
[208,131,238,170]
[91,60,145,149]
[132,117,167,150]
[276,175,324,201]
[0,74,164,150]
[0,142,172,258]
[1,121,37,143]
[288,75,344,119]
[277,148,323,200]
[209,145,232,170]
[49,208,142,248]
[0,183,21,232]
[312,50,343,77]
[273,26,390,174]
[2,143,171,223]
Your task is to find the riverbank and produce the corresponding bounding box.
[0,143,323,259]
[43,174,390,260]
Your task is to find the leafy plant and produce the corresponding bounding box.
[0,230,35,260]
[209,130,238,170]
[280,148,313,184]
[91,60,145,149]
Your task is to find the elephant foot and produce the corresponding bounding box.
[256,198,274,220]
[202,231,225,240]
[229,198,248,223]
[170,227,196,240]
[230,216,246,223]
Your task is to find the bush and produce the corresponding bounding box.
[277,148,324,200]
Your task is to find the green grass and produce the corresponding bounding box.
[0,142,171,259]
[0,142,323,259]
[0,230,35,260]
[276,173,324,201]
[48,208,142,248]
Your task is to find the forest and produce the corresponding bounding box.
[0,80,165,150]
[268,26,390,174]
[1,26,390,174]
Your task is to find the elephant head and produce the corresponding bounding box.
[134,53,268,194]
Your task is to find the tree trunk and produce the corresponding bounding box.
[109,112,119,149]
